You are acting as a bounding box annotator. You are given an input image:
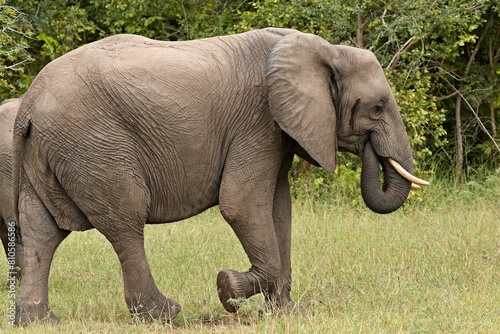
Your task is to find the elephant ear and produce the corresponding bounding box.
[266,32,339,172]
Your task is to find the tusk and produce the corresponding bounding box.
[388,158,429,186]
[411,183,421,189]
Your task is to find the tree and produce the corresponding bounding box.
[2,0,498,185]
[350,0,499,179]
[0,3,33,100]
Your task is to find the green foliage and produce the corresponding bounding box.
[290,154,363,207]
[89,0,181,39]
[234,0,356,42]
[289,155,436,211]
[234,0,499,183]
[0,3,34,100]
[1,1,97,99]
[458,167,500,203]
[386,70,448,165]
[2,0,499,201]
[475,141,500,168]
[86,1,252,41]
[182,1,255,39]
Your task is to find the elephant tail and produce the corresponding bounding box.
[11,96,31,240]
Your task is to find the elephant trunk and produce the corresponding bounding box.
[360,141,412,214]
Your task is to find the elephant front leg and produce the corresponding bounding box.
[263,169,303,314]
[215,217,282,313]
[217,168,282,313]
[216,269,266,313]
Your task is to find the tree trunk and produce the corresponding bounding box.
[491,101,497,138]
[454,94,463,184]
[489,35,498,138]
[357,10,364,49]
[454,14,492,184]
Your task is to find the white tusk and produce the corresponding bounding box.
[411,183,421,189]
[388,158,430,186]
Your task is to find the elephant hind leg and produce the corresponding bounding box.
[15,179,70,325]
[102,228,181,323]
[0,217,7,256]
[89,185,180,323]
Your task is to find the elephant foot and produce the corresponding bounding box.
[262,283,306,316]
[15,301,60,326]
[264,294,306,316]
[128,296,181,323]
[217,269,261,313]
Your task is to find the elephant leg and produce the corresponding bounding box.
[0,219,9,280]
[0,218,8,257]
[217,164,282,313]
[1,218,21,283]
[15,181,70,325]
[90,188,181,323]
[263,160,301,313]
[0,218,10,285]
[100,227,180,323]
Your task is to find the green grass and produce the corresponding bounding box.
[1,180,499,333]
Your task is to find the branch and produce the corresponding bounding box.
[458,90,500,154]
[180,0,189,40]
[441,76,500,155]
[232,0,248,13]
[4,57,34,70]
[2,25,34,40]
[374,40,391,54]
[385,20,440,71]
[386,36,415,71]
[426,91,458,101]
[462,13,492,78]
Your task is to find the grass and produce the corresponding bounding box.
[0,178,499,333]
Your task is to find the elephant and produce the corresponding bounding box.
[0,97,21,282]
[13,28,428,325]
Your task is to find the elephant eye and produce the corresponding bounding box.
[374,101,385,114]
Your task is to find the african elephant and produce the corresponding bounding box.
[0,98,21,282]
[13,28,427,325]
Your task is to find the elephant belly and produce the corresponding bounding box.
[146,179,221,224]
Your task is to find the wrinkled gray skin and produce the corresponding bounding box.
[14,28,415,325]
[0,98,21,281]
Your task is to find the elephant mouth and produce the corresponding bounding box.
[360,141,428,214]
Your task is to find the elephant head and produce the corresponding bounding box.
[265,31,428,213]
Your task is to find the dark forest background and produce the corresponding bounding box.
[2,1,499,201]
